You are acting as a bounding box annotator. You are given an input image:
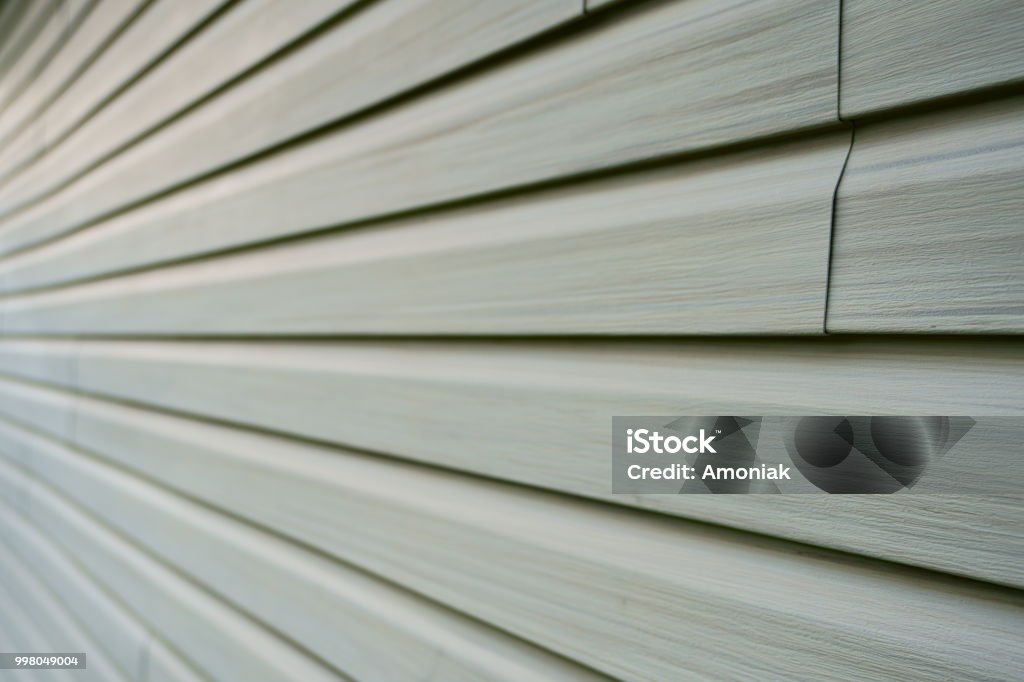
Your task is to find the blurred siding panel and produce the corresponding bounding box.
[0,1,1021,680]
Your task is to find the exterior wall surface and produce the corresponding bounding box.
[0,1,1021,680]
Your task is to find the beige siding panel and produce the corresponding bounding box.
[0,539,129,682]
[0,0,91,127]
[0,0,579,258]
[0,0,56,82]
[841,0,1024,117]
[0,1,30,46]
[0,135,849,333]
[829,98,1024,333]
[1,500,208,682]
[146,644,209,682]
[0,375,73,441]
[0,0,149,160]
[0,461,346,682]
[585,0,628,10]
[4,399,1023,682]
[0,420,608,682]
[0,0,228,189]
[0,364,1018,588]
[0,339,75,386]
[0,497,149,679]
[3,336,1016,585]
[0,582,75,682]
[0,0,839,260]
[0,0,82,191]
[0,0,345,207]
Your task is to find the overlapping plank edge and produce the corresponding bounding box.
[0,0,72,103]
[840,0,1024,117]
[0,377,1021,681]
[0,336,1020,588]
[0,0,230,189]
[0,0,354,200]
[0,496,206,682]
[829,96,1024,333]
[0,0,151,173]
[0,0,93,130]
[0,133,850,334]
[0,571,77,682]
[0,0,839,260]
[0,431,607,682]
[0,594,61,682]
[0,0,581,245]
[0,467,347,681]
[0,532,128,682]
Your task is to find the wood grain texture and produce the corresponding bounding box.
[841,0,1024,117]
[0,336,1021,587]
[0,420,609,682]
[0,0,838,260]
[0,0,578,259]
[0,0,148,168]
[0,462,346,682]
[0,134,850,333]
[0,0,228,190]
[1,398,1021,682]
[0,0,349,218]
[829,97,1024,333]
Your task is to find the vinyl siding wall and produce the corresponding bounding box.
[0,1,1021,680]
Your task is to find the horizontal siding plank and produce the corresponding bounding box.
[0,420,608,682]
[0,374,73,441]
[841,0,1024,117]
[0,0,579,257]
[0,0,228,189]
[0,513,209,682]
[0,0,87,185]
[0,1,29,45]
[0,460,346,682]
[0,135,850,333]
[0,0,148,165]
[829,97,1024,333]
[2,394,1021,681]
[0,496,149,679]
[0,339,75,385]
[0,1,57,87]
[146,643,209,682]
[68,338,1024,588]
[0,0,347,212]
[0,0,92,133]
[0,335,1021,587]
[0,535,129,682]
[0,0,839,260]
[0,582,73,682]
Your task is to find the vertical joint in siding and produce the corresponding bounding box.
[824,0,854,333]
